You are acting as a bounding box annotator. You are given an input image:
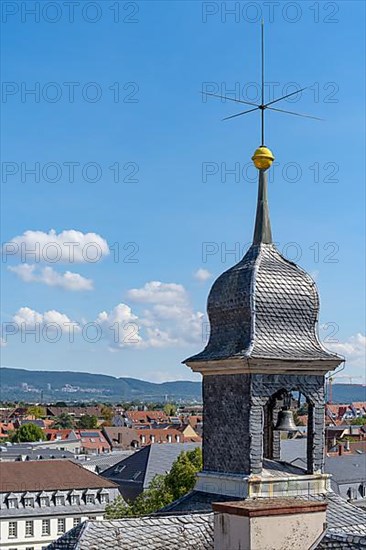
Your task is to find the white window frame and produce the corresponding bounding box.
[8,521,17,538]
[25,520,34,537]
[42,519,51,536]
[73,517,81,527]
[55,496,65,506]
[24,498,34,508]
[57,518,66,534]
[100,494,109,504]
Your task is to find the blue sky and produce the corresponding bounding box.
[1,1,365,383]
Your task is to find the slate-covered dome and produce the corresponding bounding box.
[185,170,342,368]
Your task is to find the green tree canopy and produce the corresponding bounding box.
[101,406,114,426]
[350,417,366,425]
[52,413,74,429]
[105,448,202,519]
[27,405,46,419]
[163,403,177,416]
[77,415,98,429]
[11,423,44,443]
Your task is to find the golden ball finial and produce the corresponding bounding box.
[252,146,275,170]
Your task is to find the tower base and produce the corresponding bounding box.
[195,460,331,499]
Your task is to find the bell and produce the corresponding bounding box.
[274,409,297,432]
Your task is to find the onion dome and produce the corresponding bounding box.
[185,152,343,373]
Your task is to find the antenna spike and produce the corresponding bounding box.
[261,19,265,144]
[202,22,323,139]
[222,107,259,121]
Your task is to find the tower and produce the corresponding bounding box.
[183,146,343,498]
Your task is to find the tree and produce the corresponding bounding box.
[11,423,44,443]
[350,417,366,425]
[165,447,202,500]
[77,415,98,429]
[104,448,202,519]
[27,405,46,419]
[163,403,177,416]
[101,406,114,426]
[52,413,74,429]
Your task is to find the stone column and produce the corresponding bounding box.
[263,402,280,460]
[307,402,325,474]
[249,400,266,474]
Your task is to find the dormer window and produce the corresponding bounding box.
[24,496,34,508]
[7,496,18,509]
[85,494,95,504]
[55,495,65,506]
[39,496,50,507]
[99,493,109,504]
[70,494,80,505]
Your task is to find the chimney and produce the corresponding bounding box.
[213,498,327,550]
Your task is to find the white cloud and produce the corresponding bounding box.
[194,268,212,282]
[96,303,143,348]
[8,264,93,291]
[326,333,366,369]
[127,281,187,305]
[7,280,206,351]
[13,307,80,333]
[3,229,109,263]
[128,281,206,348]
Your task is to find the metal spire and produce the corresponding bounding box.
[253,169,272,244]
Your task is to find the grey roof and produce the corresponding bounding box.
[102,443,201,501]
[145,443,201,487]
[47,491,366,549]
[185,171,342,366]
[325,455,366,484]
[47,513,214,550]
[281,439,366,486]
[0,444,74,461]
[76,451,135,473]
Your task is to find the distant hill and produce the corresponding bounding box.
[0,367,364,404]
[0,367,202,403]
[330,383,366,404]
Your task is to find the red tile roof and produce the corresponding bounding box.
[126,410,168,424]
[0,460,117,492]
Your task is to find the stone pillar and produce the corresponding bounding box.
[263,402,281,461]
[249,401,265,474]
[202,374,251,474]
[272,407,281,460]
[307,402,325,474]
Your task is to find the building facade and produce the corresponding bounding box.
[0,460,119,550]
